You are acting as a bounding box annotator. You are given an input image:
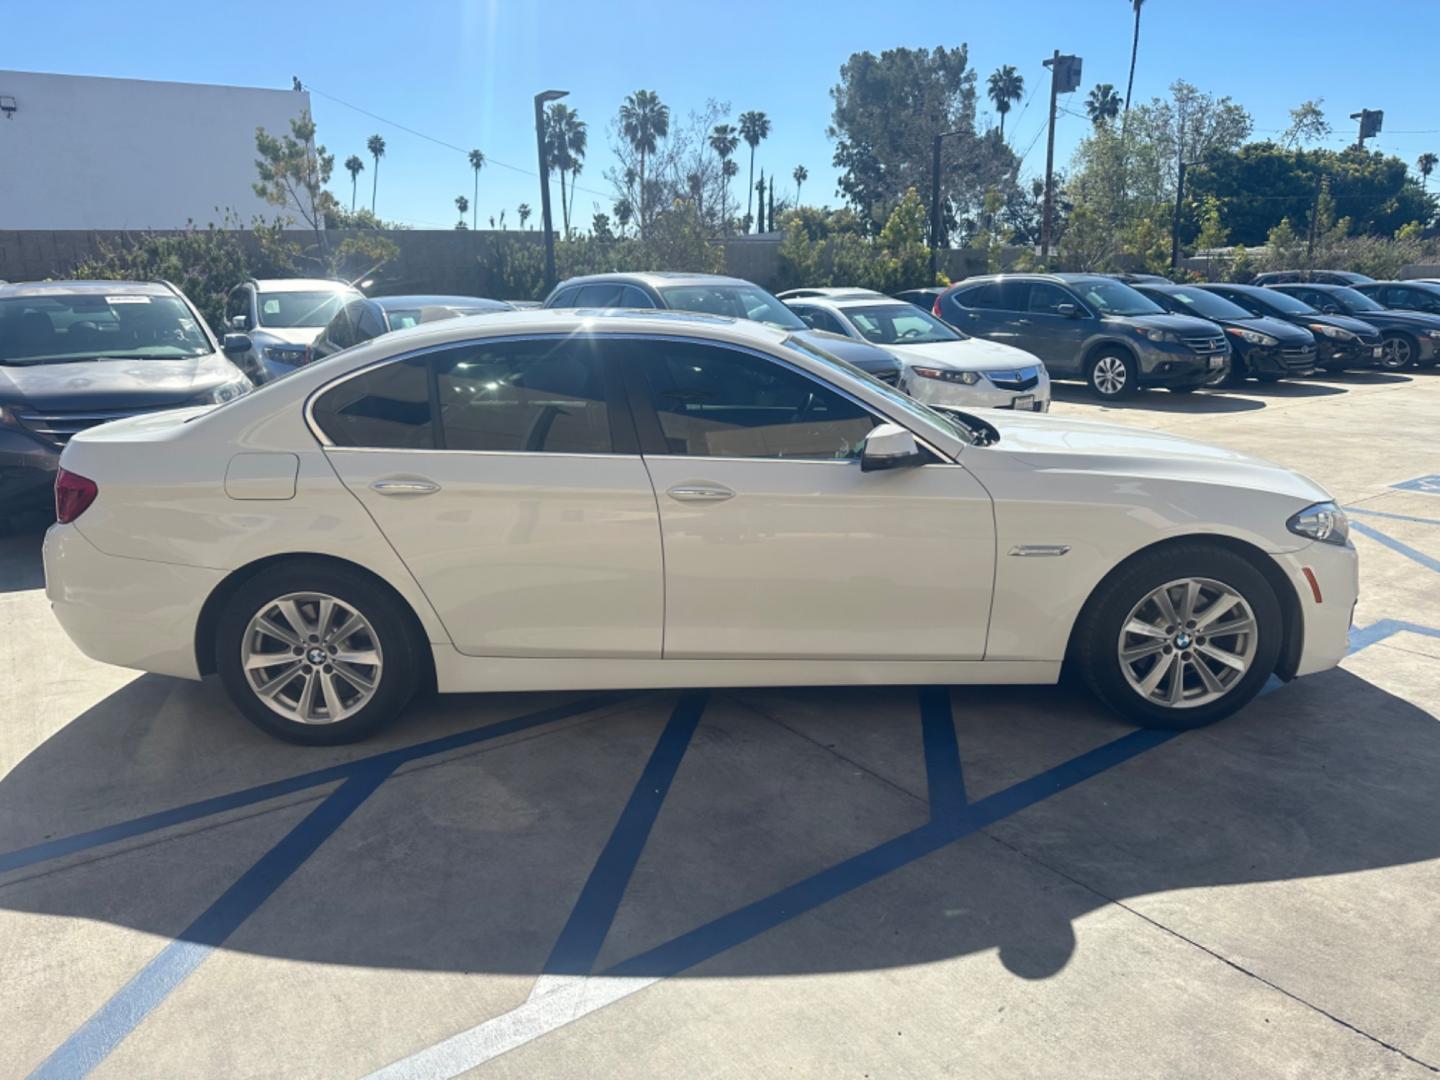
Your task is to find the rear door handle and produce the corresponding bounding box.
[371,478,441,496]
[667,483,734,502]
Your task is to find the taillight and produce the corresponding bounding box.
[55,468,98,523]
[932,296,945,318]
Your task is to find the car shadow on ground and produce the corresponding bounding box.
[1050,384,1266,413]
[2,655,1437,984]
[0,526,48,593]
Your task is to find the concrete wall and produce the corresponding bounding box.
[0,70,310,230]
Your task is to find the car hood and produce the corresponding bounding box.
[979,409,1330,504]
[0,352,240,410]
[1292,312,1378,336]
[253,326,326,346]
[1108,313,1222,336]
[1351,309,1440,331]
[1234,316,1314,344]
[792,329,901,374]
[884,337,1044,372]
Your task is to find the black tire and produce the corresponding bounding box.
[1379,332,1417,371]
[1072,543,1282,730]
[1087,348,1139,400]
[216,561,424,745]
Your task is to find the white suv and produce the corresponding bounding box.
[222,278,362,383]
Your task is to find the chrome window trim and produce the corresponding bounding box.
[303,331,959,463]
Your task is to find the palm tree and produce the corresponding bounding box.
[344,155,364,213]
[738,111,771,232]
[614,197,634,237]
[793,164,808,205]
[366,134,386,214]
[987,66,1025,140]
[546,104,587,238]
[1418,152,1438,192]
[455,195,469,229]
[1086,83,1122,126]
[467,149,485,229]
[710,124,740,233]
[1124,0,1146,120]
[755,172,766,233]
[517,203,532,229]
[619,90,669,236]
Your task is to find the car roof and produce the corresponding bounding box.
[1201,282,1265,293]
[777,287,883,299]
[949,272,1111,286]
[250,278,359,292]
[1366,280,1440,288]
[365,306,785,350]
[372,295,511,310]
[0,279,177,298]
[786,295,917,313]
[553,272,753,291]
[1269,282,1348,292]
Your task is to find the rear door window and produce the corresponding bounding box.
[312,357,434,448]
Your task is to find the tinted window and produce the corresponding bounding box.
[1154,287,1252,320]
[1072,279,1164,316]
[953,283,1000,309]
[548,286,582,308]
[844,304,959,344]
[620,285,656,308]
[1024,283,1076,315]
[633,340,876,459]
[312,357,433,448]
[791,305,849,335]
[574,282,629,307]
[434,339,612,453]
[657,284,807,330]
[1389,286,1440,313]
[356,302,388,340]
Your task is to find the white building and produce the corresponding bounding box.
[0,70,311,230]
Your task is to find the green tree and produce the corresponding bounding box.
[455,195,469,229]
[1085,84,1120,126]
[619,90,670,236]
[1418,152,1438,192]
[344,155,364,213]
[1124,0,1146,120]
[366,133,386,214]
[739,110,771,232]
[614,196,634,237]
[793,164,808,205]
[986,65,1024,140]
[755,173,767,233]
[253,110,337,256]
[518,203,532,229]
[1193,194,1229,251]
[721,159,739,231]
[467,149,486,229]
[709,123,740,232]
[1282,100,1331,150]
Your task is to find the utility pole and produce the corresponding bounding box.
[1040,50,1082,265]
[929,134,942,282]
[1170,160,1190,271]
[1350,109,1383,150]
[534,89,568,293]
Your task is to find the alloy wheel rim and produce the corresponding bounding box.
[1094,356,1127,394]
[241,592,383,725]
[1117,577,1257,709]
[1381,338,1410,368]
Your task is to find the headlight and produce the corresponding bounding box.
[0,404,20,428]
[1134,327,1177,343]
[1286,501,1349,546]
[1309,323,1357,341]
[190,377,253,405]
[911,366,980,384]
[1425,329,1440,340]
[262,344,312,365]
[1226,326,1277,347]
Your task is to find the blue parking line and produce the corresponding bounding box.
[1345,506,1440,528]
[0,694,624,875]
[1350,520,1440,575]
[27,763,395,1080]
[1348,619,1440,652]
[542,690,707,977]
[919,686,967,821]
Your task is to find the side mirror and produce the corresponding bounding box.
[228,314,249,331]
[861,423,926,472]
[1056,302,1079,318]
[222,332,251,353]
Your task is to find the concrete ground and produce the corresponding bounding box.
[2,369,1438,1079]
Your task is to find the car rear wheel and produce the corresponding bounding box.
[1073,544,1282,730]
[1379,332,1415,370]
[1087,349,1138,400]
[216,562,424,744]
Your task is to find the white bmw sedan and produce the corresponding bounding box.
[43,309,1356,744]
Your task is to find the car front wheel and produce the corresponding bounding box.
[1073,544,1282,729]
[216,562,424,744]
[1379,333,1415,370]
[1087,349,1138,400]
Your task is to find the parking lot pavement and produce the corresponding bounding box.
[3,370,1438,1079]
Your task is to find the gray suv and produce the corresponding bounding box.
[934,273,1230,399]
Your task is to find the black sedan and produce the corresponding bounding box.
[1134,283,1317,382]
[1274,283,1440,369]
[893,287,946,312]
[1199,284,1384,371]
[311,295,513,362]
[1352,280,1440,318]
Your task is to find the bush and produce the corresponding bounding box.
[774,188,937,292]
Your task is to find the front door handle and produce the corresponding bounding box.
[371,478,441,496]
[667,483,734,502]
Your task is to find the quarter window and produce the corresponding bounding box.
[312,357,434,449]
[631,340,876,460]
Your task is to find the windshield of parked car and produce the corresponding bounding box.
[841,304,961,344]
[1073,279,1166,316]
[783,333,975,447]
[257,290,353,328]
[1326,287,1386,313]
[1157,287,1253,320]
[1253,289,1317,315]
[0,293,212,365]
[659,284,807,330]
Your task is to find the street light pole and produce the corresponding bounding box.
[1039,51,1081,266]
[1170,159,1193,271]
[534,89,568,293]
[927,129,964,283]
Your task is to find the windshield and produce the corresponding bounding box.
[659,284,806,330]
[0,293,212,365]
[1160,287,1252,320]
[1328,287,1385,313]
[783,334,974,446]
[842,304,961,344]
[1073,279,1166,316]
[258,290,353,328]
[1253,289,1317,315]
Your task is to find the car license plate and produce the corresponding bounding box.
[1372,346,1384,358]
[1208,355,1225,370]
[1011,394,1035,411]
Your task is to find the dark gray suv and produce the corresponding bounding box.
[934,273,1230,399]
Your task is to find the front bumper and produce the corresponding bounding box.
[1240,342,1318,378]
[904,370,1052,412]
[0,430,60,511]
[44,523,223,679]
[1269,539,1359,679]
[1316,337,1383,369]
[1135,344,1221,387]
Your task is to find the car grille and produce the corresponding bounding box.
[1280,345,1317,370]
[1183,335,1228,355]
[14,405,171,447]
[983,365,1042,391]
[1357,332,1383,347]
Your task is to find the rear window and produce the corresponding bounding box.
[311,357,434,448]
[658,284,806,330]
[259,290,354,328]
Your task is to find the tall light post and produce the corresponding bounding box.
[534,89,568,292]
[1170,159,1199,271]
[1350,108,1383,151]
[928,129,963,283]
[1040,50,1082,265]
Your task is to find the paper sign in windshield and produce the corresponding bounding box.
[105,295,152,304]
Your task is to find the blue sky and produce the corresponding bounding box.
[6,0,1438,229]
